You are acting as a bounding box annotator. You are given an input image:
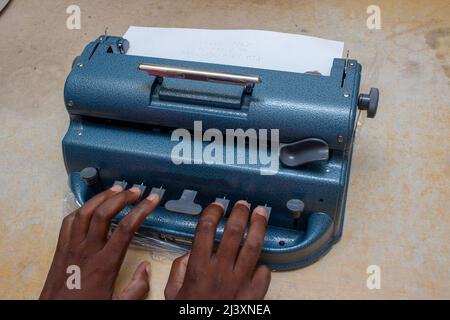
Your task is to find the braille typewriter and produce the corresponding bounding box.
[63,35,379,270]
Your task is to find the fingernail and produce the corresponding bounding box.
[212,201,224,209]
[145,263,151,276]
[129,186,141,194]
[235,200,250,209]
[110,184,123,192]
[146,193,160,202]
[253,206,269,220]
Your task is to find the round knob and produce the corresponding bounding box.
[80,167,99,186]
[358,87,379,118]
[286,199,305,219]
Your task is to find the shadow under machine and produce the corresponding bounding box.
[62,35,379,270]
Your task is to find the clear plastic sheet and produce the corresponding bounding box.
[63,189,189,260]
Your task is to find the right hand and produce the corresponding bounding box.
[164,200,271,300]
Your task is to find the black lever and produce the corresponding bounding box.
[279,138,329,167]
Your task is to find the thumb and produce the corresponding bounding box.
[114,261,151,300]
[164,252,190,300]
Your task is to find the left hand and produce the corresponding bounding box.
[40,184,160,300]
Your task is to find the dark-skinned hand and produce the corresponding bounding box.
[165,200,271,300]
[40,184,271,300]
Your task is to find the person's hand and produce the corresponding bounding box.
[40,184,160,300]
[164,200,271,300]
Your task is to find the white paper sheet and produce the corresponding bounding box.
[123,26,343,76]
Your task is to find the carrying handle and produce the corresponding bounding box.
[138,63,261,92]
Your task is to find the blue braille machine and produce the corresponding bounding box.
[63,35,379,270]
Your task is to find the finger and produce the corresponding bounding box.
[250,265,271,298]
[215,201,250,267]
[114,261,150,300]
[70,185,123,243]
[237,265,271,300]
[85,186,143,246]
[189,203,224,267]
[56,211,75,250]
[102,193,160,261]
[235,206,268,275]
[41,211,77,298]
[164,252,190,300]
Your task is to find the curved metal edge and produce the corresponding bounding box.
[69,172,336,270]
[260,212,335,270]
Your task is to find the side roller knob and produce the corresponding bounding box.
[358,87,379,118]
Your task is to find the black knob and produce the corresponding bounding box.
[80,167,99,186]
[358,87,379,118]
[286,199,305,219]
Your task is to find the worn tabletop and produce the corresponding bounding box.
[0,0,448,299]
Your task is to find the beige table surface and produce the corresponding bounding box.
[0,0,449,299]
